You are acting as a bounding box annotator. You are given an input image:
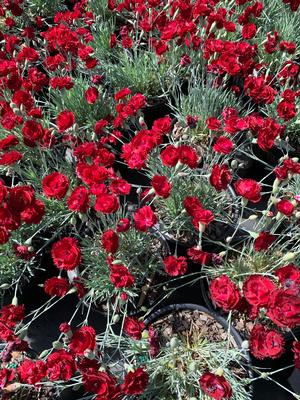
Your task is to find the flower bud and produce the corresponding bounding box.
[283,252,296,262]
[215,367,224,376]
[52,341,64,350]
[112,314,120,324]
[0,283,10,289]
[169,336,179,349]
[248,215,258,220]
[12,296,18,306]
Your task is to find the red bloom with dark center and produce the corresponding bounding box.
[275,264,300,290]
[42,172,69,199]
[163,255,187,276]
[234,178,261,203]
[210,275,241,311]
[199,372,232,400]
[51,237,81,271]
[123,317,145,340]
[210,164,232,192]
[243,275,276,308]
[44,277,71,297]
[133,206,157,232]
[56,110,75,131]
[69,326,96,355]
[122,368,149,395]
[250,324,285,360]
[151,175,172,198]
[254,232,276,251]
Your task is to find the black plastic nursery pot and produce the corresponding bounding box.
[144,303,253,395]
[199,277,299,381]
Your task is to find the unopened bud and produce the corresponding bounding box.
[248,215,258,220]
[295,212,300,219]
[12,296,18,306]
[112,314,120,324]
[215,367,224,376]
[226,236,232,243]
[0,283,10,289]
[241,340,249,350]
[169,336,179,349]
[283,252,296,262]
[52,341,63,350]
[231,160,238,169]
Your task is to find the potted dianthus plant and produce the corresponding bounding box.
[100,303,253,400]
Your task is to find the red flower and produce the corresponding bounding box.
[254,232,276,251]
[67,186,90,212]
[102,230,119,253]
[0,150,22,165]
[199,372,232,400]
[0,304,24,327]
[160,145,179,167]
[46,350,76,381]
[243,275,276,308]
[51,237,81,271]
[178,145,199,168]
[163,255,187,276]
[22,120,44,143]
[82,370,117,397]
[293,341,300,370]
[94,194,120,214]
[123,317,145,340]
[267,289,300,328]
[9,185,35,212]
[85,87,99,104]
[134,206,157,232]
[13,243,36,260]
[114,88,131,101]
[152,116,173,135]
[277,100,297,121]
[213,137,234,154]
[44,277,70,297]
[110,264,135,288]
[276,199,295,216]
[206,117,222,131]
[187,247,212,265]
[17,359,46,384]
[209,275,241,311]
[69,326,96,355]
[109,178,131,196]
[56,110,75,131]
[234,178,261,203]
[122,368,148,395]
[42,172,69,199]
[210,164,232,192]
[21,198,45,224]
[151,175,172,198]
[242,23,257,39]
[275,264,300,290]
[116,218,130,232]
[250,324,285,360]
